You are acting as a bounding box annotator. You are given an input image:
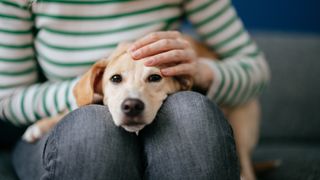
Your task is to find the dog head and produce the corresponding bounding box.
[73,43,192,133]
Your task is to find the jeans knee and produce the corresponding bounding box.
[42,105,141,179]
[44,105,132,151]
[166,91,219,113]
[62,105,112,131]
[42,105,110,165]
[162,91,226,130]
[142,92,239,179]
[54,105,117,146]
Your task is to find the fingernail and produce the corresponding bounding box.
[128,45,136,52]
[144,60,154,66]
[161,69,169,75]
[132,50,141,58]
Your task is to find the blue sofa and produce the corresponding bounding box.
[1,32,320,180]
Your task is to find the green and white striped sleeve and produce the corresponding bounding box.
[184,0,270,106]
[0,0,77,126]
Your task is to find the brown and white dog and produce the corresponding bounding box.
[73,42,192,133]
[23,38,271,180]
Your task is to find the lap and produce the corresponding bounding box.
[12,92,239,180]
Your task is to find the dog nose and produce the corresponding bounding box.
[121,98,145,116]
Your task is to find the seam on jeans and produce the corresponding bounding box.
[42,127,58,179]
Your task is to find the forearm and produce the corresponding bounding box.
[0,79,78,126]
[201,54,270,106]
[194,59,214,91]
[184,0,270,106]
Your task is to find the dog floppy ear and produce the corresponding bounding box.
[73,59,108,106]
[73,42,132,107]
[174,75,193,91]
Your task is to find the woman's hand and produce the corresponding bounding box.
[128,31,213,90]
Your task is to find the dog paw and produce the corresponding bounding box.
[22,124,43,143]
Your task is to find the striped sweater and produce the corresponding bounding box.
[0,0,270,126]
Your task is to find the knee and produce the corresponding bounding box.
[142,91,234,141]
[42,105,142,179]
[162,91,228,132]
[46,105,134,150]
[42,105,111,163]
[54,105,115,144]
[141,92,239,179]
[60,105,112,133]
[165,91,218,113]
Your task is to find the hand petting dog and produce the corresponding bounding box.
[128,31,214,90]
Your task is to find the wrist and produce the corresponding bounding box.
[194,60,214,90]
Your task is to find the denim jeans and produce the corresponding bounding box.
[12,91,240,180]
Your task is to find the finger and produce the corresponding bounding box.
[143,49,193,66]
[131,39,189,59]
[160,63,193,77]
[129,31,181,52]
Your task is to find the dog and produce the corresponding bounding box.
[23,37,273,180]
[73,42,192,133]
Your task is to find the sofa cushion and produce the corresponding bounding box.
[254,33,320,141]
[254,143,320,180]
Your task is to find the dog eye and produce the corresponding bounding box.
[110,74,122,83]
[147,74,162,83]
